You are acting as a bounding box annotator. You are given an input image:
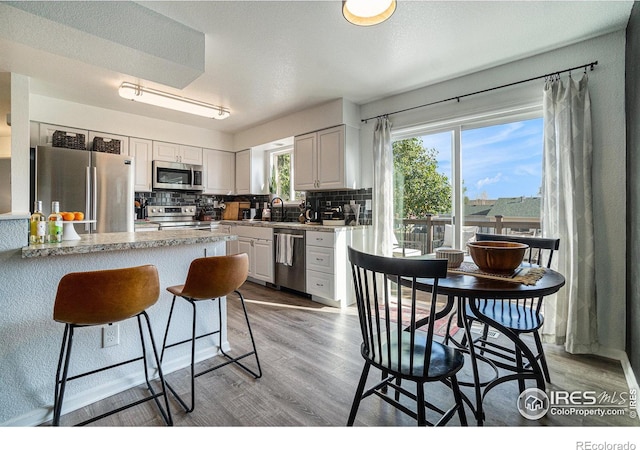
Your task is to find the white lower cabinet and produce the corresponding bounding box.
[306,269,335,300]
[238,236,254,274]
[254,238,273,281]
[305,229,357,308]
[225,223,367,307]
[234,226,273,283]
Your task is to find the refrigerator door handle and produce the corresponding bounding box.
[85,166,91,232]
[92,166,97,232]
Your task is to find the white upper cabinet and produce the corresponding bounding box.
[128,138,153,192]
[235,148,267,195]
[294,124,359,191]
[293,133,316,191]
[203,148,235,195]
[179,145,203,165]
[152,141,203,165]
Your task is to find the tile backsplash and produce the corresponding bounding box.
[136,188,372,224]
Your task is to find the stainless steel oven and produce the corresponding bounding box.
[152,161,203,191]
[146,205,211,230]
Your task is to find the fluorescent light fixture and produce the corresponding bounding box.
[343,0,396,26]
[118,82,230,120]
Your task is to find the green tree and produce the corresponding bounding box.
[393,137,452,218]
[275,153,291,200]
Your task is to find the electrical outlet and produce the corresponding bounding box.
[102,324,119,348]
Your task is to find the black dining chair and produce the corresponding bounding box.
[347,246,467,426]
[452,233,560,387]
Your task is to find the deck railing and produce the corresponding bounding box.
[394,214,542,255]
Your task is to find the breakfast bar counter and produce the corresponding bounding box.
[21,229,235,258]
[0,216,237,426]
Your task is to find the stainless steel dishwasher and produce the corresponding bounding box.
[274,228,306,293]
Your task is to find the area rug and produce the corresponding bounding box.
[384,300,459,338]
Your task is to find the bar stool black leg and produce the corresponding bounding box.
[53,324,74,426]
[160,296,178,364]
[218,290,262,378]
[138,312,173,425]
[160,297,198,413]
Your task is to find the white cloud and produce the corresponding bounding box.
[476,173,503,188]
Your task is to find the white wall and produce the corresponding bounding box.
[359,31,627,355]
[11,73,30,214]
[233,98,359,150]
[29,94,234,151]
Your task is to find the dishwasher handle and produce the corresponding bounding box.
[274,232,304,239]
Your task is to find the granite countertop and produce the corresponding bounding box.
[22,229,236,258]
[219,220,370,232]
[0,212,31,221]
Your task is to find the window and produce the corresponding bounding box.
[392,108,543,251]
[269,148,305,203]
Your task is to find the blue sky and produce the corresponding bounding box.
[418,117,543,200]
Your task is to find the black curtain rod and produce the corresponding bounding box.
[362,60,598,123]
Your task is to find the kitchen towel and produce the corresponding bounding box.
[275,233,295,266]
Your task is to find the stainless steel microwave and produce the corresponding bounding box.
[152,160,204,191]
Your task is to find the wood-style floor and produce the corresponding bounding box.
[51,281,638,428]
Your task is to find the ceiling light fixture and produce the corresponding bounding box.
[342,0,396,26]
[118,82,230,120]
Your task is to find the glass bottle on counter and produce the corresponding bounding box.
[29,201,47,244]
[48,201,63,243]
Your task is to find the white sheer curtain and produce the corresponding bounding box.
[372,117,394,256]
[541,74,598,354]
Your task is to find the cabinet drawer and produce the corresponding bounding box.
[306,231,335,248]
[306,245,334,273]
[306,270,334,299]
[237,226,273,240]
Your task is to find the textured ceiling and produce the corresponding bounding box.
[0,1,634,135]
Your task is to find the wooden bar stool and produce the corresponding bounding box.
[161,253,262,413]
[52,264,173,426]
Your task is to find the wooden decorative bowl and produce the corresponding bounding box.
[467,241,528,272]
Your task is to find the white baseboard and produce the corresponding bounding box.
[595,347,640,417]
[2,340,229,427]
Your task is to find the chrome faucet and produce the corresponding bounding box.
[270,196,285,222]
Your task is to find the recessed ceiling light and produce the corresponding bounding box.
[343,0,396,26]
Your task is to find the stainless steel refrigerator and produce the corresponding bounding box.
[33,146,134,233]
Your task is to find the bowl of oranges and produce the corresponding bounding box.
[61,211,85,221]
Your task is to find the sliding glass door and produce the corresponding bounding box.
[392,111,543,253]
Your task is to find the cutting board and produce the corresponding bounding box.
[222,202,239,220]
[222,201,252,220]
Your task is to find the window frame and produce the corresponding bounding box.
[391,102,543,249]
[267,146,305,206]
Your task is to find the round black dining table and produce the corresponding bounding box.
[408,262,565,425]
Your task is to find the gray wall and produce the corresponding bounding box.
[626,1,640,385]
